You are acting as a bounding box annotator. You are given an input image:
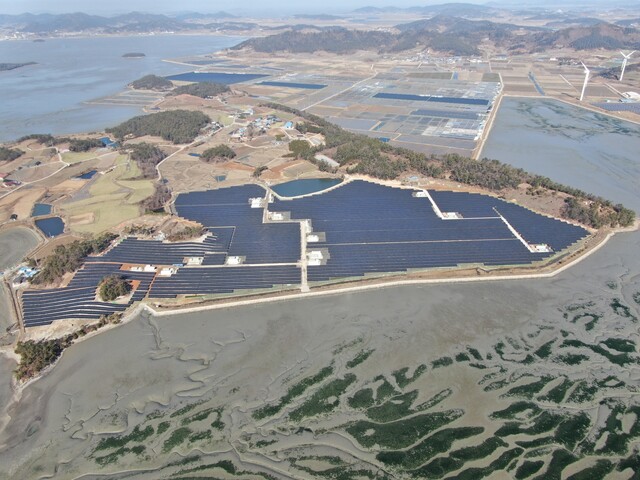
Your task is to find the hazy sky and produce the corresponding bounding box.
[0,0,487,16]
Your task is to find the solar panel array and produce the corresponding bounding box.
[271,180,589,282]
[22,263,155,327]
[21,180,590,326]
[175,185,301,264]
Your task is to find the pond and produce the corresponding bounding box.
[76,170,97,180]
[35,217,65,237]
[271,178,342,197]
[31,203,52,217]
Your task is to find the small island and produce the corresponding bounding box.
[0,62,36,72]
[122,52,146,58]
[128,74,173,91]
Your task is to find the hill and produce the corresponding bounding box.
[129,74,173,91]
[106,110,210,144]
[169,82,230,98]
[531,23,640,51]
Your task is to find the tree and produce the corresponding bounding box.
[127,143,167,179]
[99,275,132,301]
[201,144,236,162]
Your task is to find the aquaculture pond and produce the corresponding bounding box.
[165,72,268,84]
[31,203,52,217]
[271,178,342,197]
[35,217,65,237]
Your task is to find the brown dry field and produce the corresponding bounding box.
[0,187,46,222]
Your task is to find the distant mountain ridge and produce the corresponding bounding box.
[235,17,640,55]
[0,11,241,34]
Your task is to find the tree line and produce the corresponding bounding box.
[31,233,117,285]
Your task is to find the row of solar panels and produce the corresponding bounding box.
[149,265,301,298]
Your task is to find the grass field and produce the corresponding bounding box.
[61,152,100,164]
[61,155,154,234]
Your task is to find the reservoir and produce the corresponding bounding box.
[31,203,52,216]
[35,216,65,237]
[271,178,342,197]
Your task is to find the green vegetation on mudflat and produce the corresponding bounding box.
[567,381,598,403]
[432,356,453,369]
[346,349,374,369]
[290,373,356,421]
[95,425,154,452]
[531,449,578,480]
[365,390,419,422]
[495,411,567,438]
[538,377,574,403]
[375,375,400,400]
[565,459,614,480]
[561,339,636,366]
[106,110,210,144]
[534,340,555,359]
[602,337,636,353]
[253,365,334,420]
[157,421,170,435]
[610,298,637,320]
[515,460,544,479]
[94,445,145,466]
[555,353,589,365]
[162,426,192,452]
[503,376,554,399]
[377,426,484,469]
[490,401,541,420]
[570,312,602,331]
[170,400,206,419]
[291,455,381,479]
[347,387,375,409]
[554,412,591,449]
[444,447,524,480]
[413,437,508,478]
[346,409,464,449]
[181,407,216,426]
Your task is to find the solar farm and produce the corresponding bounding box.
[20,180,589,327]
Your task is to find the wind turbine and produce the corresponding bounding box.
[580,62,590,102]
[620,51,635,82]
